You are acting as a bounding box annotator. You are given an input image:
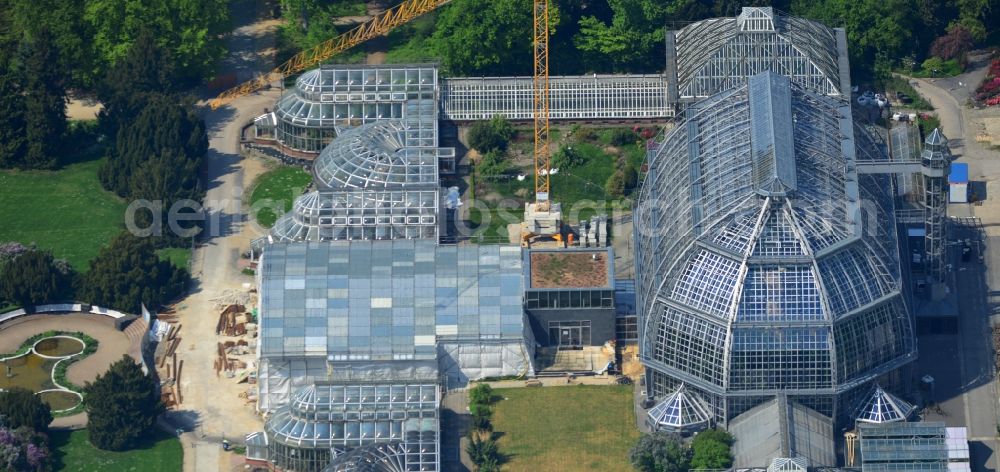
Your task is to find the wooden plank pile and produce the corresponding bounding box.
[216,304,248,336]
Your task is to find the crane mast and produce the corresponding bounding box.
[532,0,550,208]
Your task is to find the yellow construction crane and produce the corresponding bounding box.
[522,0,561,240]
[532,0,550,208]
[209,0,451,110]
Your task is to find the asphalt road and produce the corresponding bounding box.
[913,64,1000,471]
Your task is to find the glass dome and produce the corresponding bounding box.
[635,72,915,425]
[312,121,438,190]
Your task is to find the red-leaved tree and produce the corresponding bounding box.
[930,25,974,61]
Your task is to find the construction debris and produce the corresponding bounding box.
[216,304,249,336]
[210,290,252,309]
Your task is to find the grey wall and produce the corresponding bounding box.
[525,308,616,347]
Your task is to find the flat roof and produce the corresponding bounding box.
[258,240,525,360]
[526,248,613,289]
[950,163,969,184]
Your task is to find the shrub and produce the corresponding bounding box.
[469,384,495,407]
[690,428,734,469]
[466,433,500,469]
[609,128,637,146]
[468,115,513,153]
[0,426,49,471]
[552,145,586,169]
[476,150,511,181]
[606,171,626,197]
[0,248,75,307]
[629,432,689,472]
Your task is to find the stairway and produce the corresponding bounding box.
[122,317,149,362]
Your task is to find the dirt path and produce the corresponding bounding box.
[365,0,388,65]
[167,1,281,470]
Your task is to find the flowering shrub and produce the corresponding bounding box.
[976,60,1000,106]
[0,426,49,471]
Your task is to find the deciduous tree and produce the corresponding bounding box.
[432,0,538,76]
[629,431,689,472]
[467,116,513,153]
[690,428,734,469]
[84,0,228,83]
[930,25,975,61]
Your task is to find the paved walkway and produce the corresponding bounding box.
[174,0,280,470]
[0,313,132,386]
[911,60,1000,472]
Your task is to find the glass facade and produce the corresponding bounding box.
[264,382,439,472]
[440,74,673,121]
[267,65,444,155]
[669,7,846,99]
[635,70,915,426]
[258,240,525,362]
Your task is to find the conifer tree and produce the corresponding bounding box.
[84,355,163,451]
[0,54,26,168]
[19,28,66,169]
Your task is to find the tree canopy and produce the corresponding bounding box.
[1,0,227,87]
[467,116,514,154]
[629,432,690,472]
[0,248,75,307]
[78,232,188,313]
[83,0,228,83]
[0,55,27,169]
[84,355,164,451]
[432,0,538,76]
[0,388,53,433]
[690,429,734,469]
[0,29,69,170]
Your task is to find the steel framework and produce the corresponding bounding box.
[634,72,915,426]
[210,0,451,110]
[532,0,550,203]
[440,74,672,121]
[668,7,847,100]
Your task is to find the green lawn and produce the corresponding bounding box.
[0,158,125,270]
[156,247,192,270]
[49,428,183,472]
[248,166,312,228]
[491,385,641,471]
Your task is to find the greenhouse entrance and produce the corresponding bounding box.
[549,321,590,350]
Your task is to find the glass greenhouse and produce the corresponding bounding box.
[440,74,673,121]
[263,65,442,155]
[264,383,439,472]
[269,120,446,243]
[666,7,848,100]
[252,240,533,471]
[634,70,915,428]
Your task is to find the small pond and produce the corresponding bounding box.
[34,336,84,358]
[0,335,86,411]
[37,390,82,411]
